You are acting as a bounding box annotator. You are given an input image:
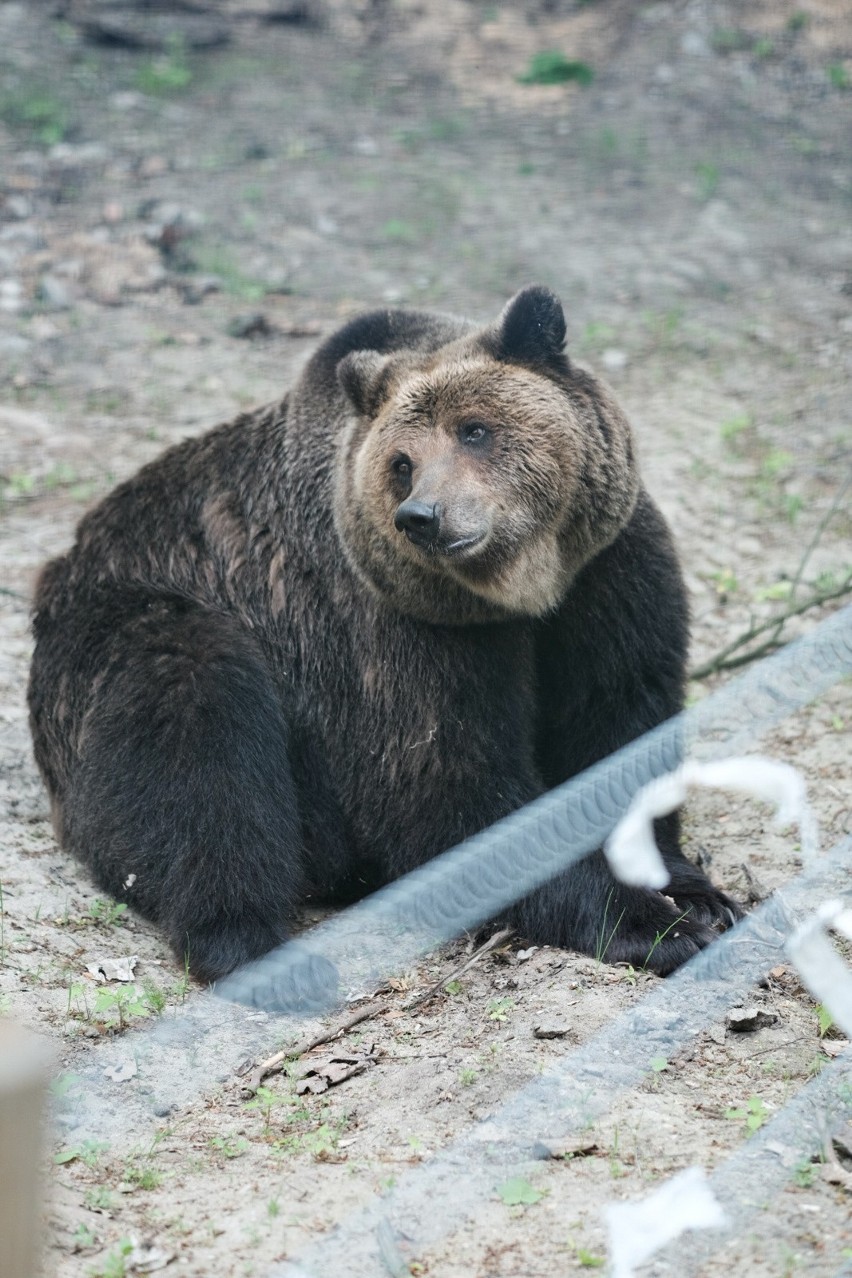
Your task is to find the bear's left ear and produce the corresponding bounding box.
[337,350,393,418]
[490,285,567,365]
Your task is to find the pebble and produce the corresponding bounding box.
[601,348,628,372]
[38,274,74,309]
[726,1005,778,1033]
[0,278,23,312]
[681,31,710,57]
[2,195,32,220]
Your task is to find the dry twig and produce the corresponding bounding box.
[241,926,515,1093]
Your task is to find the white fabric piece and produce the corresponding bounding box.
[605,1165,726,1278]
[787,900,852,1039]
[605,756,818,889]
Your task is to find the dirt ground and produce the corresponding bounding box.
[1,1,851,1275]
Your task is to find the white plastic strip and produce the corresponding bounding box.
[605,1166,726,1278]
[787,900,852,1039]
[605,756,819,889]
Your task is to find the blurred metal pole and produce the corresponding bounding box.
[0,1020,51,1278]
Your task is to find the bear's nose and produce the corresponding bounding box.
[394,499,442,544]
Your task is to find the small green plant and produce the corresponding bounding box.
[793,1157,815,1187]
[487,996,513,1022]
[283,1122,340,1160]
[93,985,149,1030]
[210,1135,249,1159]
[595,888,625,963]
[828,64,849,90]
[643,910,691,969]
[0,89,68,144]
[84,1186,115,1211]
[55,1139,109,1168]
[267,1198,281,1217]
[497,1176,545,1206]
[787,12,808,32]
[73,1222,98,1248]
[90,1237,133,1278]
[695,161,720,200]
[816,1003,835,1038]
[124,1161,162,1190]
[459,1067,477,1086]
[575,1248,606,1269]
[720,411,752,446]
[444,978,463,996]
[725,1094,770,1133]
[518,52,594,87]
[136,36,192,95]
[88,898,128,928]
[381,218,417,244]
[245,1084,287,1139]
[67,982,91,1021]
[650,1056,669,1073]
[142,983,167,1015]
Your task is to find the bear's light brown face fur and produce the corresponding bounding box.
[334,290,640,625]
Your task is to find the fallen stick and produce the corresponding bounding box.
[241,926,514,1093]
[242,1002,387,1095]
[404,926,515,1011]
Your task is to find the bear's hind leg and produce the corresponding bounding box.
[58,594,304,983]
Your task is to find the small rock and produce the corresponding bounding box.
[109,90,143,111]
[0,278,23,312]
[601,348,628,372]
[726,1005,778,1033]
[38,274,74,310]
[2,194,32,220]
[227,312,275,340]
[532,1135,599,1160]
[534,1021,571,1039]
[177,274,222,305]
[681,31,709,57]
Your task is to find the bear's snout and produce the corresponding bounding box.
[394,498,442,547]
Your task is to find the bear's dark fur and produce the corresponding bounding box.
[28,286,739,986]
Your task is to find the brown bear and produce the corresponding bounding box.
[28,286,739,993]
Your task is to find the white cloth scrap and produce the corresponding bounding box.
[787,900,852,1039]
[605,756,818,889]
[605,1165,726,1278]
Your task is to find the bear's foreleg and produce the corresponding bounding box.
[45,592,305,982]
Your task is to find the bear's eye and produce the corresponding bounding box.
[392,455,412,481]
[460,421,490,446]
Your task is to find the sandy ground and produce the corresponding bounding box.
[1,1,851,1275]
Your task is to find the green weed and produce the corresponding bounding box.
[88,898,128,928]
[210,1135,249,1159]
[0,89,68,144]
[55,1139,109,1168]
[487,996,513,1023]
[89,1237,132,1278]
[497,1176,545,1206]
[518,52,594,87]
[725,1094,770,1133]
[93,985,149,1030]
[136,37,192,96]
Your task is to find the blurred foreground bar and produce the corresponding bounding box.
[0,1020,52,1278]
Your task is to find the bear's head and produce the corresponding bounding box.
[334,286,639,625]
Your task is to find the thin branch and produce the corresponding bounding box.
[691,468,852,681]
[242,1002,388,1095]
[240,926,515,1094]
[689,573,852,681]
[404,926,514,1012]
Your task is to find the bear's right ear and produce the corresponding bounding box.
[490,285,567,366]
[337,350,393,418]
